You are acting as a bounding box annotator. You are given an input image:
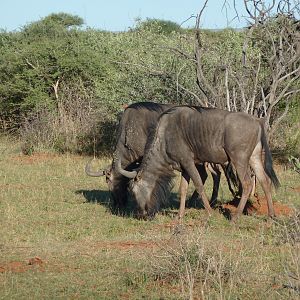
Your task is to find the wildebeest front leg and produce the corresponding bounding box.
[181,161,213,215]
[178,171,190,223]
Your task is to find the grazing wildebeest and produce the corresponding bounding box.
[85,102,174,211]
[119,106,279,221]
[85,102,234,215]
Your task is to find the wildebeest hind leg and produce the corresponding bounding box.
[189,164,208,203]
[250,144,275,218]
[180,161,213,215]
[208,163,221,207]
[231,165,253,221]
[178,171,190,223]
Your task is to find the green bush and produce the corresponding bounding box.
[0,13,298,155]
[132,18,183,34]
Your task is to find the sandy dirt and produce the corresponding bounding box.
[222,194,294,217]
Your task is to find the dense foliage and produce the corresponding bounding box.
[0,13,299,155]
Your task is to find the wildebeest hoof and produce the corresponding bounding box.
[265,217,276,228]
[269,214,276,220]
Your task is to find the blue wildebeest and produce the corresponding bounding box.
[85,102,235,215]
[85,102,174,211]
[118,106,279,221]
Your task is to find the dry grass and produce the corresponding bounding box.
[0,135,299,299]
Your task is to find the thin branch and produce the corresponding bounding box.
[277,65,300,84]
[177,82,209,107]
[224,66,231,111]
[276,74,300,103]
[194,6,218,103]
[180,14,197,27]
[250,55,261,115]
[195,0,209,30]
[25,58,38,70]
[269,100,290,137]
[242,26,254,66]
[52,78,60,100]
[165,46,196,61]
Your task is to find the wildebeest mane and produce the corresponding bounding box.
[143,122,157,153]
[142,105,181,154]
[148,174,174,215]
[160,105,212,117]
[141,110,174,177]
[128,101,172,113]
[134,108,177,215]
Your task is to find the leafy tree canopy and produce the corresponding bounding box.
[133,18,183,34]
[22,13,84,38]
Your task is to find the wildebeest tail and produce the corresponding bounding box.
[261,126,280,189]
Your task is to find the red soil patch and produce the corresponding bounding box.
[10,153,59,164]
[0,183,31,190]
[291,186,300,193]
[0,257,45,273]
[28,256,43,266]
[222,194,293,217]
[0,261,26,273]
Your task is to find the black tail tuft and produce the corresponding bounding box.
[261,128,280,189]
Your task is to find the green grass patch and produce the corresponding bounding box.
[0,136,299,299]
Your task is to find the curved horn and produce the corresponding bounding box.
[116,159,137,179]
[85,159,107,177]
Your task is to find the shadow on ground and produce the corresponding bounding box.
[76,189,110,206]
[76,189,185,217]
[75,189,137,217]
[76,189,240,220]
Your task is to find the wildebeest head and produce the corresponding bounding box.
[85,160,129,210]
[117,158,174,219]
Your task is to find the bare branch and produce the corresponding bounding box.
[52,78,60,100]
[165,46,196,61]
[25,58,38,70]
[269,100,290,137]
[177,82,209,107]
[222,0,241,25]
[250,55,262,115]
[242,26,254,67]
[180,14,197,27]
[194,0,219,104]
[277,65,300,85]
[195,0,209,30]
[224,66,231,111]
